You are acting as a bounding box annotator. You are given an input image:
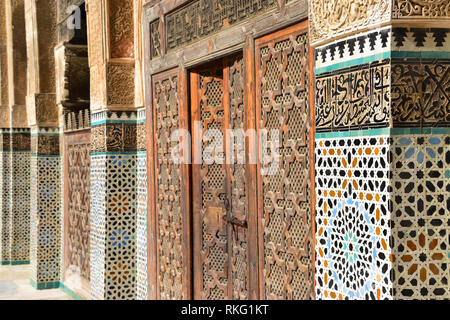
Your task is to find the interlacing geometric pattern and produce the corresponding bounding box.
[228,56,248,300]
[105,154,137,300]
[153,73,185,300]
[136,151,148,300]
[66,139,91,285]
[90,154,106,300]
[0,149,11,262]
[10,152,31,262]
[257,29,314,300]
[199,67,229,300]
[391,134,449,300]
[315,136,392,300]
[30,156,62,285]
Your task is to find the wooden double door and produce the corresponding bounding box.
[150,21,313,300]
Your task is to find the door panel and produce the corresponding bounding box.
[192,63,228,300]
[63,130,91,297]
[191,55,249,300]
[255,22,314,300]
[152,68,189,299]
[227,57,249,300]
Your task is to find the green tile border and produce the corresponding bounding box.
[391,51,450,59]
[316,52,391,74]
[30,279,60,290]
[316,127,450,139]
[0,261,11,265]
[31,154,62,158]
[59,282,86,300]
[316,51,450,75]
[11,260,30,266]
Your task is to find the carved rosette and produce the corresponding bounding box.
[309,0,391,46]
[392,0,450,19]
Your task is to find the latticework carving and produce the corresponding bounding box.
[198,66,229,300]
[149,19,160,59]
[257,29,313,300]
[228,57,248,300]
[153,72,185,299]
[66,137,91,283]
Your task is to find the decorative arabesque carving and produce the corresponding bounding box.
[153,72,185,300]
[393,0,450,19]
[257,30,314,300]
[66,137,91,284]
[309,0,391,45]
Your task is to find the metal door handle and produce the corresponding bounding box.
[223,215,248,229]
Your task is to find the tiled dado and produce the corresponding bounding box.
[315,27,450,133]
[30,127,62,288]
[10,130,31,264]
[0,130,12,264]
[315,135,393,300]
[90,110,138,300]
[391,133,449,300]
[314,129,449,300]
[136,109,148,300]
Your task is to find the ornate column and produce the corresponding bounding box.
[310,0,449,300]
[25,0,61,289]
[0,0,12,265]
[0,0,30,266]
[8,0,30,266]
[87,0,138,300]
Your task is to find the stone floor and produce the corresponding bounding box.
[0,265,73,300]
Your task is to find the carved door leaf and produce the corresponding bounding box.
[192,55,249,300]
[255,22,314,300]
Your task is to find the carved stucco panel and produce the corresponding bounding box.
[393,0,450,19]
[108,0,134,59]
[26,93,58,127]
[309,0,391,46]
[106,63,135,107]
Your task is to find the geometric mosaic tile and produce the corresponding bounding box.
[136,110,148,300]
[391,134,449,300]
[0,149,11,263]
[10,152,31,263]
[30,155,62,285]
[315,27,391,74]
[315,135,393,300]
[136,151,148,300]
[90,153,137,300]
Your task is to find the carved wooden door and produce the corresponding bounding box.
[255,21,314,300]
[191,55,250,300]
